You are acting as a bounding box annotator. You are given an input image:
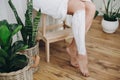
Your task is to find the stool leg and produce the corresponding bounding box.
[46,42,50,62]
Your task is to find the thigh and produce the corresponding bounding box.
[67,0,85,15]
[84,1,96,11]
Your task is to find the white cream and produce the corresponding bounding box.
[72,10,86,55]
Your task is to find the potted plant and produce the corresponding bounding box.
[8,0,40,72]
[9,0,41,48]
[101,0,120,33]
[0,20,33,80]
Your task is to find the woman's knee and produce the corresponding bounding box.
[90,3,96,12]
[68,0,85,14]
[85,2,96,12]
[74,2,85,12]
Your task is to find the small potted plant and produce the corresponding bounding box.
[8,0,41,49]
[101,0,120,33]
[8,0,40,72]
[0,20,32,80]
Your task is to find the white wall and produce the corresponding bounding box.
[0,0,27,42]
[0,0,27,23]
[0,0,119,24]
[93,0,120,15]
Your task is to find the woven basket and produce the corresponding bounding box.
[24,42,39,58]
[23,42,40,73]
[0,65,33,80]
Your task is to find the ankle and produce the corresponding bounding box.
[67,45,76,51]
[77,54,88,62]
[66,47,77,57]
[78,54,87,57]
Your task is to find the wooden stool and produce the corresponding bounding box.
[37,14,73,62]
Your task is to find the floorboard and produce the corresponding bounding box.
[34,17,120,80]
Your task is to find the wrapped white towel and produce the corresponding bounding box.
[33,0,69,21]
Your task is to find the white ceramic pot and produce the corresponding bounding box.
[101,19,119,33]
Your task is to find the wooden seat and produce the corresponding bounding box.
[37,14,73,62]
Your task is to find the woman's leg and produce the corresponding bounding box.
[67,0,87,76]
[84,1,96,32]
[67,0,96,76]
[68,1,96,65]
[66,38,78,67]
[66,0,86,68]
[68,1,96,54]
[76,1,96,76]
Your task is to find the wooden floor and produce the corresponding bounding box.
[34,17,120,80]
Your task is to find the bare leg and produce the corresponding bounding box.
[66,0,96,77]
[66,0,86,68]
[77,1,96,77]
[68,1,96,52]
[84,1,96,32]
[66,39,79,67]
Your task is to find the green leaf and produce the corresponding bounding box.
[94,10,99,19]
[0,49,8,58]
[0,68,4,73]
[0,20,9,27]
[8,0,27,43]
[106,0,111,13]
[117,13,120,19]
[31,10,41,47]
[0,24,11,46]
[0,56,6,65]
[8,24,22,36]
[114,7,120,17]
[8,0,24,26]
[11,40,28,54]
[103,0,107,13]
[9,54,28,72]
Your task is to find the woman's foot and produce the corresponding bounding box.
[66,47,79,68]
[77,54,89,77]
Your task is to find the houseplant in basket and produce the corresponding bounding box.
[9,0,41,48]
[101,0,120,33]
[8,0,40,71]
[0,20,33,80]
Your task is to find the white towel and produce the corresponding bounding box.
[33,0,69,21]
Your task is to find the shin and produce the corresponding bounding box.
[72,10,86,55]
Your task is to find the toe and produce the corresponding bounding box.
[83,70,89,77]
[85,72,90,77]
[71,62,79,68]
